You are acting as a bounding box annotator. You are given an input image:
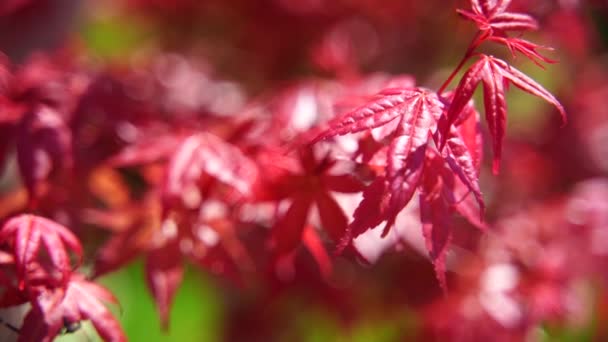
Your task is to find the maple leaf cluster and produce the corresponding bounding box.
[2,0,606,340]
[309,0,566,289]
[0,215,125,341]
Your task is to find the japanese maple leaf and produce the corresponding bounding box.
[339,107,485,286]
[311,87,445,224]
[269,146,364,263]
[312,86,446,239]
[145,239,183,330]
[375,89,444,230]
[0,54,79,205]
[441,54,566,173]
[92,199,250,328]
[0,214,83,288]
[144,211,252,328]
[162,132,258,211]
[418,149,478,291]
[98,131,258,327]
[16,104,73,204]
[416,115,486,290]
[454,0,556,68]
[357,132,483,234]
[457,0,538,34]
[19,274,126,342]
[489,36,556,67]
[345,144,483,290]
[311,87,429,144]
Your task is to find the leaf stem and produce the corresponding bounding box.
[438,31,485,95]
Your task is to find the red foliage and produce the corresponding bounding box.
[2,0,607,341]
[0,215,124,341]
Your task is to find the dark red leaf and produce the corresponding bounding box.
[338,177,388,252]
[315,191,348,243]
[146,242,184,330]
[18,305,48,342]
[0,122,14,176]
[16,105,72,202]
[322,174,365,193]
[302,226,332,279]
[0,285,28,308]
[270,194,312,255]
[93,225,144,277]
[384,142,427,234]
[419,170,453,293]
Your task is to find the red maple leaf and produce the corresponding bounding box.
[311,87,424,144]
[16,104,73,204]
[311,87,445,234]
[268,146,364,266]
[311,86,484,287]
[442,54,566,173]
[95,132,259,327]
[313,88,444,229]
[0,54,82,207]
[162,132,258,211]
[457,0,538,34]
[0,214,83,288]
[19,275,126,342]
[488,36,556,67]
